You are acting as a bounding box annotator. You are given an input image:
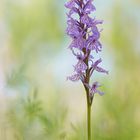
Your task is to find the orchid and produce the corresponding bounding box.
[65,0,108,140]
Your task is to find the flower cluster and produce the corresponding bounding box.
[65,0,108,102]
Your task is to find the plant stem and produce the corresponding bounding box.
[87,99,91,140]
[87,104,91,140]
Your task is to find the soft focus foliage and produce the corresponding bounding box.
[0,0,140,140]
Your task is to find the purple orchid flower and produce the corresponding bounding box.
[65,1,108,139]
[65,0,108,94]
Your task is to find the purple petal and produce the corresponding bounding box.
[91,81,101,90]
[91,26,100,40]
[96,90,104,96]
[74,61,87,73]
[65,0,75,9]
[90,82,104,96]
[67,74,81,81]
[69,37,86,50]
[83,0,96,14]
[92,58,102,68]
[93,19,103,25]
[71,49,85,60]
[66,18,80,38]
[96,66,109,74]
[94,41,102,53]
[81,14,93,27]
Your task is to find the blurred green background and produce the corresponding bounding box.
[0,0,140,140]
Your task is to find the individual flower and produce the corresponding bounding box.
[84,81,104,104]
[66,18,80,38]
[90,58,108,75]
[81,14,94,27]
[69,36,86,50]
[65,0,75,9]
[83,0,96,14]
[90,82,104,96]
[67,73,81,82]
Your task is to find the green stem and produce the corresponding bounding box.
[87,104,91,140]
[87,100,91,140]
